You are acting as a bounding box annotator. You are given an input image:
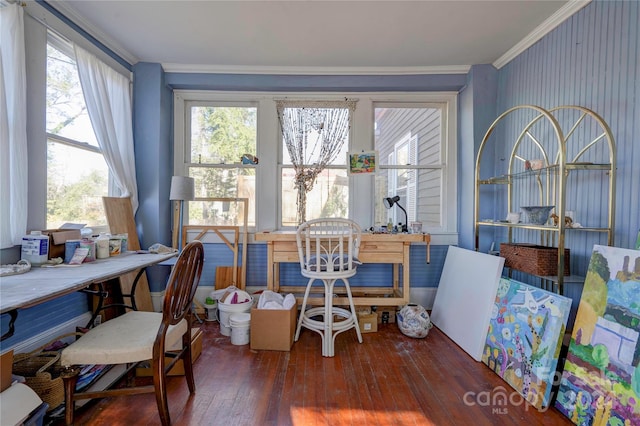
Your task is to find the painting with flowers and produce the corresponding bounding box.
[483,277,571,409]
[556,245,640,425]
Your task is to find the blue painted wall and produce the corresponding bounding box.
[494,0,638,259]
[488,0,639,324]
[132,62,174,291]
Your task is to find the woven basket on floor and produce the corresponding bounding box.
[12,331,82,412]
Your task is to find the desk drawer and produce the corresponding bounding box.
[273,241,298,252]
[360,241,404,253]
[274,252,301,262]
[359,252,403,263]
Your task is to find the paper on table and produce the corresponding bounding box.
[60,222,86,230]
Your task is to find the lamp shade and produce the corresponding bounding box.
[169,176,195,201]
[383,195,400,209]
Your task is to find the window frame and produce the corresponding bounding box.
[174,91,458,245]
[175,97,260,229]
[45,31,111,230]
[278,101,354,226]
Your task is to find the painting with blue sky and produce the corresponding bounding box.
[556,245,640,425]
[483,277,571,409]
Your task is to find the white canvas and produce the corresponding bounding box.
[431,246,504,361]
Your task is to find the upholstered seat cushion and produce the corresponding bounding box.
[61,311,188,366]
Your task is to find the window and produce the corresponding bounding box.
[374,103,454,236]
[183,102,257,227]
[174,92,457,242]
[46,32,108,229]
[279,103,352,226]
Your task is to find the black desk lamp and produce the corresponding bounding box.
[383,195,408,233]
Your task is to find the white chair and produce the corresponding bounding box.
[294,218,363,357]
[60,240,205,426]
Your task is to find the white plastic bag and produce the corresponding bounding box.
[257,290,296,310]
[257,290,284,309]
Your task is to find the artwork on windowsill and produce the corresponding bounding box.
[555,245,640,425]
[482,277,571,410]
[347,150,378,175]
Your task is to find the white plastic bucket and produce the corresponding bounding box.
[218,297,253,336]
[229,312,251,345]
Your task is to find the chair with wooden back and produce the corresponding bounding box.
[61,240,205,425]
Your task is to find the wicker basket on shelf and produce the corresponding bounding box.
[500,243,570,276]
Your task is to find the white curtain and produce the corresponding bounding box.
[0,3,28,248]
[73,43,139,213]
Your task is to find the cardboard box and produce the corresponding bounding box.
[357,312,378,333]
[136,327,202,377]
[250,302,297,351]
[375,308,397,324]
[41,229,82,260]
[1,350,13,392]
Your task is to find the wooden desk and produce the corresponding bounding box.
[0,251,177,340]
[255,231,430,307]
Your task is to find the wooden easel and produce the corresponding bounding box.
[181,197,248,290]
[102,196,154,312]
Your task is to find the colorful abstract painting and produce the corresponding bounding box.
[482,277,571,409]
[556,245,640,425]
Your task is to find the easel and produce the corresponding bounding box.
[182,198,248,290]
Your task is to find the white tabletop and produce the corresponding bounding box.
[0,251,177,314]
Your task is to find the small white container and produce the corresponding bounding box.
[95,233,110,259]
[21,231,49,266]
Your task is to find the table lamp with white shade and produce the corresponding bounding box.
[170,176,195,250]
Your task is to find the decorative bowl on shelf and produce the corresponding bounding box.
[520,206,554,225]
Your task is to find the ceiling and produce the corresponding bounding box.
[50,0,585,74]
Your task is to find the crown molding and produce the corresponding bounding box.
[45,0,138,66]
[161,63,471,76]
[493,0,591,69]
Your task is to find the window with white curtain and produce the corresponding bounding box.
[46,31,109,229]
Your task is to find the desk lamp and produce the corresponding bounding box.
[383,195,408,233]
[170,176,195,250]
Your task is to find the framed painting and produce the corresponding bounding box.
[482,277,571,409]
[347,150,377,175]
[556,245,640,424]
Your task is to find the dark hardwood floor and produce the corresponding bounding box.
[51,319,573,425]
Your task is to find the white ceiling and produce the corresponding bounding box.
[50,0,586,74]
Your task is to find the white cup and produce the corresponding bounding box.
[506,212,521,224]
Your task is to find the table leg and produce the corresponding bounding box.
[0,310,18,341]
[266,241,274,291]
[402,242,411,302]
